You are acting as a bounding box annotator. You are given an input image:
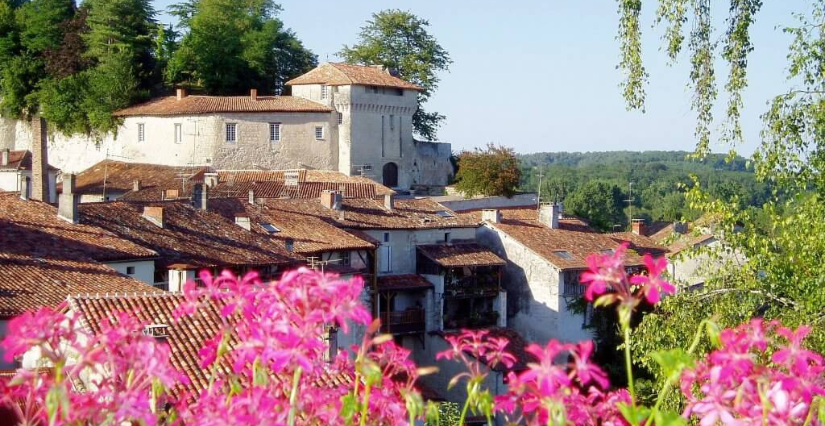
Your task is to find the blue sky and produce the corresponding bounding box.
[152,0,807,155]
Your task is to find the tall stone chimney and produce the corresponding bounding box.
[31,116,49,202]
[320,190,342,210]
[248,189,255,205]
[481,209,501,224]
[383,193,394,212]
[538,203,560,229]
[58,174,78,223]
[176,88,188,100]
[19,177,29,200]
[632,219,646,236]
[250,89,258,101]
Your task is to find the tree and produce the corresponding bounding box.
[168,0,316,94]
[14,0,75,55]
[611,0,825,411]
[454,144,521,198]
[565,180,625,231]
[339,10,451,141]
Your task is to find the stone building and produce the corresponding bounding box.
[0,63,453,190]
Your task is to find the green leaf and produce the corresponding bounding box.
[340,393,357,422]
[655,410,687,426]
[617,402,651,426]
[651,348,694,381]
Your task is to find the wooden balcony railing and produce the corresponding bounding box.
[380,308,426,334]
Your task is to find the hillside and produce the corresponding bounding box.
[518,151,769,231]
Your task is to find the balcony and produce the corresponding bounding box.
[443,273,500,298]
[380,308,426,334]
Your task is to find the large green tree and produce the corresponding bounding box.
[454,144,521,198]
[609,0,825,411]
[339,10,451,141]
[565,180,625,231]
[83,0,156,85]
[167,0,316,94]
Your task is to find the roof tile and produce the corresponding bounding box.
[286,63,423,91]
[114,95,332,117]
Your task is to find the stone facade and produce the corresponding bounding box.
[0,65,454,190]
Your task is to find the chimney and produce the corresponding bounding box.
[250,89,258,101]
[674,221,688,234]
[235,215,251,231]
[19,177,29,200]
[285,238,294,252]
[383,193,394,212]
[481,209,501,224]
[538,203,560,229]
[320,190,342,210]
[632,219,646,236]
[557,201,564,219]
[57,173,78,223]
[176,88,188,100]
[1,149,8,166]
[133,179,142,192]
[204,172,219,188]
[200,184,208,210]
[143,206,165,228]
[248,189,255,205]
[31,116,49,202]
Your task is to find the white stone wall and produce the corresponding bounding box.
[365,227,477,275]
[105,260,155,286]
[0,166,58,203]
[476,224,593,345]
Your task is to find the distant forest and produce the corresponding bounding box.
[518,151,772,231]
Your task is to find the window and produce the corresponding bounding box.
[394,88,404,96]
[174,123,182,144]
[390,115,395,130]
[226,123,237,143]
[383,232,390,243]
[126,266,136,275]
[314,126,324,140]
[269,123,281,142]
[261,223,280,234]
[320,85,328,99]
[337,112,343,125]
[553,250,574,260]
[340,251,351,266]
[153,268,168,283]
[138,123,145,142]
[444,232,451,242]
[367,85,379,94]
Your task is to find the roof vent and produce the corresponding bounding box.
[481,209,501,224]
[250,88,258,101]
[142,324,169,339]
[176,88,188,100]
[133,179,141,192]
[235,215,251,231]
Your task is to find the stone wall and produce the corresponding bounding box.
[413,141,453,187]
[364,227,477,276]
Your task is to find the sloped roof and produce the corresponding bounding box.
[286,63,423,91]
[68,160,207,200]
[417,243,505,268]
[114,95,332,117]
[460,207,644,270]
[210,181,377,200]
[216,169,394,196]
[67,293,350,400]
[377,274,434,291]
[0,193,157,263]
[0,150,58,172]
[334,198,476,230]
[609,232,669,258]
[78,201,304,269]
[207,198,376,255]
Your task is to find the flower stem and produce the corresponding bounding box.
[457,397,471,426]
[287,366,303,426]
[622,320,636,404]
[359,383,372,426]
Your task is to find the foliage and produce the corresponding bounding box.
[340,10,452,141]
[454,144,521,198]
[520,151,770,226]
[4,258,822,425]
[565,180,626,231]
[168,0,316,95]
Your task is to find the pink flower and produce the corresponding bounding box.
[629,254,675,304]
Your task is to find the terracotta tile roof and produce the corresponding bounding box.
[286,63,423,91]
[207,198,376,255]
[211,181,377,199]
[335,198,476,230]
[646,222,677,242]
[461,208,644,270]
[377,274,433,291]
[113,95,332,117]
[216,169,394,196]
[68,160,207,201]
[609,232,669,258]
[441,327,536,373]
[77,201,304,269]
[0,193,157,262]
[0,252,160,318]
[417,243,505,268]
[668,233,716,256]
[67,293,350,400]
[0,150,58,171]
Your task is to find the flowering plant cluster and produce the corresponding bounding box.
[0,249,823,426]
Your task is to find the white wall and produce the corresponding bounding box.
[105,260,155,286]
[476,225,593,345]
[0,170,57,203]
[365,228,477,276]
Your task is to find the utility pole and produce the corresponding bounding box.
[625,182,634,231]
[536,166,544,209]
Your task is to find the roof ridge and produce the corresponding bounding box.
[326,63,356,84]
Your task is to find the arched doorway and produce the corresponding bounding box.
[382,162,398,187]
